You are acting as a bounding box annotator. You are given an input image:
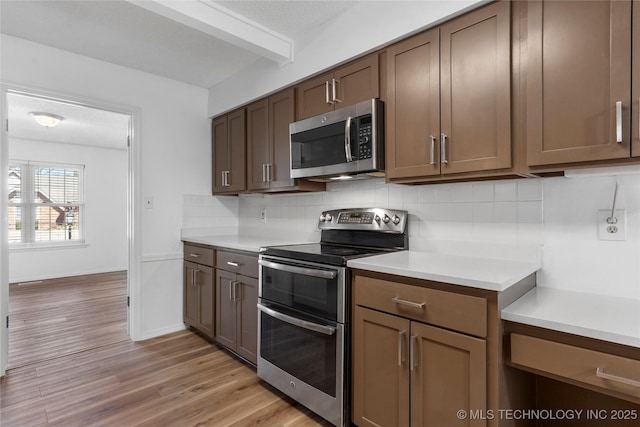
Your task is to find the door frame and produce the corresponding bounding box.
[0,83,142,376]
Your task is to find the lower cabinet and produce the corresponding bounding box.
[183,244,215,339]
[215,250,259,364]
[352,274,488,427]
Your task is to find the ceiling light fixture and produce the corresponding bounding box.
[30,112,64,128]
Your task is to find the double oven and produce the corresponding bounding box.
[258,208,408,427]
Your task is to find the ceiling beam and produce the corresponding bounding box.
[127,0,294,64]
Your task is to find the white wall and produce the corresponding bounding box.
[1,35,211,340]
[207,0,482,117]
[8,138,128,283]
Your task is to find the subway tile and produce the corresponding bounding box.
[472,182,494,202]
[518,201,543,223]
[494,181,518,201]
[518,179,543,201]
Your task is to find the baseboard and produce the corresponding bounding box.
[135,323,187,341]
[9,266,128,285]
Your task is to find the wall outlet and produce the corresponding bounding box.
[260,208,267,223]
[598,210,626,241]
[144,196,153,209]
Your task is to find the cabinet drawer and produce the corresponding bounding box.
[511,334,640,401]
[354,276,487,337]
[216,251,258,278]
[184,244,214,267]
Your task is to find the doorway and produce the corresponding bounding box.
[1,87,139,371]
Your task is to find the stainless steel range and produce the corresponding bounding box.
[257,208,408,427]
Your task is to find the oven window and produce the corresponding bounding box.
[261,263,339,321]
[260,311,337,397]
[291,120,357,170]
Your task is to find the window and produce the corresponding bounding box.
[8,161,84,246]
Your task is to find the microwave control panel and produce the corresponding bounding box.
[358,117,373,160]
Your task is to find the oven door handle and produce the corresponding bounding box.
[257,303,336,336]
[258,259,337,279]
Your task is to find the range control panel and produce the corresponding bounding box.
[318,208,408,233]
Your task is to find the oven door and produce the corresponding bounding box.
[257,301,346,427]
[258,255,346,323]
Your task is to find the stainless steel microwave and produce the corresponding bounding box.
[289,98,384,180]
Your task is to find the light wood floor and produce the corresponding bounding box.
[2,272,331,426]
[8,271,129,368]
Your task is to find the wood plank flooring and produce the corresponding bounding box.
[0,330,331,426]
[8,271,129,368]
[2,272,331,426]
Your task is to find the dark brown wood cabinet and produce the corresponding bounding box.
[212,108,246,194]
[296,53,379,120]
[633,0,640,158]
[215,250,258,364]
[352,274,488,427]
[183,244,215,339]
[386,1,511,182]
[247,88,325,192]
[526,0,632,166]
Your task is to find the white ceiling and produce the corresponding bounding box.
[1,0,357,147]
[7,93,131,150]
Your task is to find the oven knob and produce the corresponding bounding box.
[290,381,296,389]
[320,214,326,222]
[382,214,390,224]
[392,215,401,225]
[374,215,381,224]
[325,214,333,222]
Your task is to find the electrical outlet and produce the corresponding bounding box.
[260,208,267,223]
[598,210,626,241]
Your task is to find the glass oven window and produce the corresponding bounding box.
[261,263,339,321]
[260,310,337,397]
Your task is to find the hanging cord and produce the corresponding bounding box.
[606,180,619,224]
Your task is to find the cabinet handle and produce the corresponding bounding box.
[429,135,436,165]
[229,280,235,301]
[332,78,342,103]
[234,281,241,301]
[410,335,418,372]
[392,297,426,309]
[615,101,623,143]
[596,368,640,388]
[262,164,267,183]
[191,269,196,286]
[267,164,273,182]
[398,330,406,367]
[638,97,640,140]
[189,253,200,258]
[226,261,239,267]
[226,171,231,187]
[345,116,354,162]
[222,170,231,187]
[193,269,198,287]
[325,81,333,105]
[440,133,448,164]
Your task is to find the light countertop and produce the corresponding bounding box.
[347,250,541,292]
[181,234,312,254]
[502,287,640,349]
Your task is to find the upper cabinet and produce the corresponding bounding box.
[212,108,246,194]
[526,0,632,166]
[246,89,325,192]
[296,53,380,120]
[633,0,640,158]
[385,1,512,181]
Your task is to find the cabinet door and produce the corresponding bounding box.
[235,275,258,364]
[215,269,237,350]
[385,29,441,179]
[296,71,335,120]
[440,0,511,175]
[227,108,246,192]
[246,99,270,191]
[334,53,380,110]
[410,322,486,427]
[526,0,631,166]
[269,88,296,189]
[183,261,199,327]
[633,0,640,157]
[353,306,410,427]
[196,265,215,338]
[211,116,229,193]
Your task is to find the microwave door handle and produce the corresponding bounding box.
[258,259,337,279]
[257,303,336,336]
[345,116,353,162]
